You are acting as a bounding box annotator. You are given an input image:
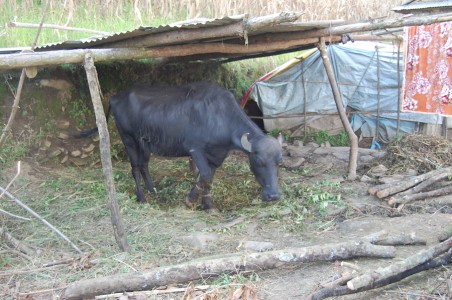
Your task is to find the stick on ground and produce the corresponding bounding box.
[64,240,396,299]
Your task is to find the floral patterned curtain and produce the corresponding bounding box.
[403,22,452,116]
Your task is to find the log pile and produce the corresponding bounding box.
[368,134,452,208]
[368,166,452,207]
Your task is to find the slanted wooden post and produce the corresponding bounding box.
[83,52,130,252]
[318,37,358,180]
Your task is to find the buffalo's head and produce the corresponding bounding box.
[242,133,282,202]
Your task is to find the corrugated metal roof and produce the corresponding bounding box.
[29,14,346,55]
[393,0,452,13]
[35,15,247,51]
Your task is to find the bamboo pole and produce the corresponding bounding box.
[8,21,109,35]
[318,37,358,180]
[83,52,130,253]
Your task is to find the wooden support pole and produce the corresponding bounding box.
[318,37,358,180]
[83,52,130,253]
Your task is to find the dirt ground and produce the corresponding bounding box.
[0,76,451,300]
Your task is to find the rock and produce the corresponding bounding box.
[359,155,376,163]
[39,79,74,91]
[70,150,82,157]
[58,132,70,140]
[285,145,312,158]
[320,141,331,147]
[180,232,218,249]
[61,155,69,164]
[82,144,95,153]
[305,142,320,148]
[47,148,62,158]
[237,241,274,252]
[283,157,306,169]
[292,140,303,147]
[325,204,347,216]
[405,168,418,176]
[57,120,70,129]
[360,175,375,183]
[70,158,90,166]
[367,164,388,177]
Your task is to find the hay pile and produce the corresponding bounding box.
[385,134,452,174]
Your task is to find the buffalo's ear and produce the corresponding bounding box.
[241,133,252,152]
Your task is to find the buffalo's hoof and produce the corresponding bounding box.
[184,197,197,210]
[205,208,219,214]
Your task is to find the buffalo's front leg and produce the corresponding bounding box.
[184,175,204,209]
[185,150,215,211]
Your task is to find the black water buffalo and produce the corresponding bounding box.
[80,81,282,211]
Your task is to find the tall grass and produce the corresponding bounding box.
[0,0,404,48]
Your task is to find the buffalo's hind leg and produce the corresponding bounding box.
[139,152,157,194]
[120,134,147,203]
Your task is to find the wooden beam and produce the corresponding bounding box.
[100,12,301,48]
[318,37,358,180]
[83,52,130,253]
[0,36,339,70]
[246,12,452,45]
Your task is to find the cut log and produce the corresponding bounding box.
[388,184,452,206]
[368,166,452,198]
[347,236,452,291]
[64,240,395,299]
[309,250,452,300]
[363,230,426,246]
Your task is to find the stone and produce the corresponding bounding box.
[82,144,95,152]
[320,141,331,147]
[47,148,62,158]
[305,142,320,148]
[70,150,82,157]
[57,120,70,129]
[360,175,374,183]
[367,164,388,177]
[58,132,70,140]
[180,232,218,249]
[292,140,303,147]
[283,157,306,169]
[238,240,274,252]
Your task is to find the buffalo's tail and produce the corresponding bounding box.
[70,102,112,138]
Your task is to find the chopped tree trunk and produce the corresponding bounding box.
[347,236,452,291]
[388,184,452,206]
[365,231,426,246]
[83,53,130,253]
[63,240,396,299]
[368,166,452,205]
[309,250,452,300]
[318,37,358,180]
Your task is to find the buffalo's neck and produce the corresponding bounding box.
[233,126,265,153]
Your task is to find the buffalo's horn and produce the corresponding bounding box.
[241,133,252,152]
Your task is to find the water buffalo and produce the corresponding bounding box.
[79,81,282,211]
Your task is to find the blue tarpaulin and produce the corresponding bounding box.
[249,42,441,142]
